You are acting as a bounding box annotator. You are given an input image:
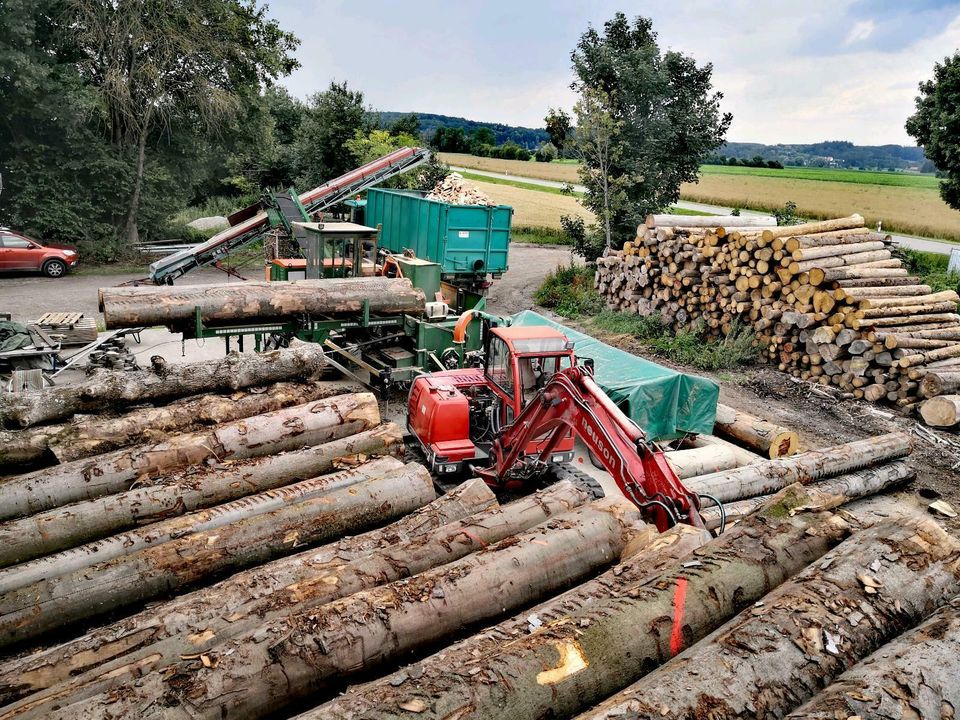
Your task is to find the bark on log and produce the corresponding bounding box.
[920,371,960,398]
[761,215,865,241]
[0,479,496,708]
[861,301,959,318]
[861,290,960,308]
[0,340,329,429]
[0,392,379,521]
[786,597,960,720]
[311,484,853,720]
[0,463,435,647]
[919,395,960,427]
[664,445,741,479]
[2,484,587,719]
[714,403,799,458]
[577,517,960,720]
[645,214,776,228]
[99,278,426,329]
[685,432,912,503]
[0,424,403,581]
[699,460,914,531]
[52,499,646,720]
[837,284,932,299]
[0,381,350,468]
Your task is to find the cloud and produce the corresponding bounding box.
[267,0,960,144]
[845,19,876,44]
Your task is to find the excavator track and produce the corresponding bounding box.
[542,462,606,500]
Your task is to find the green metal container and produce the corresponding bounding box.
[365,188,511,280]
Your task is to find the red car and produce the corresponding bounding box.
[0,228,78,278]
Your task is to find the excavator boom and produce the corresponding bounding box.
[483,364,704,531]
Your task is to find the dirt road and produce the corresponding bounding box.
[0,245,573,323]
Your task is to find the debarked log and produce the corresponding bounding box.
[0,479,496,709]
[64,499,645,720]
[312,483,853,720]
[0,339,329,429]
[0,392,379,521]
[713,403,799,458]
[99,277,426,329]
[0,380,350,467]
[0,462,434,647]
[786,597,960,720]
[578,517,960,720]
[685,431,911,503]
[4,483,591,719]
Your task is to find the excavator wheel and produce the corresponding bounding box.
[544,462,605,500]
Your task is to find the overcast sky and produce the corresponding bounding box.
[268,0,960,145]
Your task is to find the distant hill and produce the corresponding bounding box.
[718,141,930,172]
[376,112,548,149]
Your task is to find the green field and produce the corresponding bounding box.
[699,164,940,189]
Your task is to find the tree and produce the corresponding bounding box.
[535,142,558,162]
[906,53,960,209]
[544,108,571,153]
[571,13,731,245]
[389,113,420,138]
[295,81,366,188]
[574,88,626,253]
[70,0,299,245]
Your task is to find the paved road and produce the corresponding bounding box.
[454,165,959,256]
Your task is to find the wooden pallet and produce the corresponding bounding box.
[36,312,84,326]
[32,313,98,346]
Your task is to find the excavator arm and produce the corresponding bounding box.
[481,364,705,531]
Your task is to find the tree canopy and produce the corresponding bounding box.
[906,53,960,209]
[571,13,731,247]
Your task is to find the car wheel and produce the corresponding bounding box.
[43,259,66,278]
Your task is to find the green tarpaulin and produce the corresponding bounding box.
[511,311,718,440]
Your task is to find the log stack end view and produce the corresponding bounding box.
[596,212,960,427]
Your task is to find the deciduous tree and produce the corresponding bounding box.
[906,53,960,209]
[571,13,731,246]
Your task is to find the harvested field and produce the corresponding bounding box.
[441,153,960,241]
[469,178,594,229]
[682,172,960,241]
[439,152,580,184]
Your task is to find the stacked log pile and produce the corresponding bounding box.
[595,213,960,422]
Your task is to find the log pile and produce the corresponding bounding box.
[425,172,491,205]
[594,213,960,423]
[0,348,950,719]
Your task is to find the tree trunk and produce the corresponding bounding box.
[578,517,960,720]
[311,484,853,720]
[786,598,960,720]
[698,460,914,531]
[685,432,912,503]
[0,392,379,521]
[920,371,960,398]
[122,124,148,246]
[791,241,886,262]
[713,403,799,458]
[0,425,402,582]
[645,214,776,229]
[99,277,426,329]
[58,499,645,720]
[664,445,741,479]
[919,395,960,427]
[0,479,496,709]
[687,433,764,467]
[0,380,350,468]
[0,339,329,429]
[5,483,591,719]
[0,463,434,647]
[761,214,865,241]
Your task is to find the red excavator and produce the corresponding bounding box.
[407,317,706,531]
